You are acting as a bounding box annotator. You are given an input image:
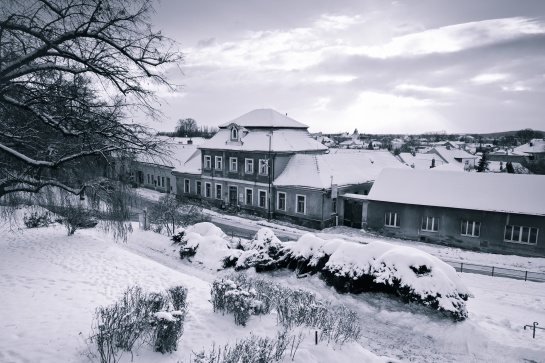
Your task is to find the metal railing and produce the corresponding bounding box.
[443,260,545,282]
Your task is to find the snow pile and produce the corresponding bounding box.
[175,222,231,270]
[283,234,472,320]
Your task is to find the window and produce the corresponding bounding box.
[231,127,238,140]
[161,176,165,187]
[196,181,202,195]
[204,155,211,169]
[259,159,269,175]
[245,159,254,173]
[215,156,223,170]
[421,216,439,232]
[215,184,222,200]
[277,192,286,211]
[205,182,211,198]
[184,179,190,193]
[258,190,267,208]
[147,174,150,184]
[229,157,238,172]
[296,194,306,214]
[461,220,480,237]
[504,225,538,244]
[384,212,400,227]
[245,188,253,205]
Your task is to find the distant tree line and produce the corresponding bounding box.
[157,118,218,139]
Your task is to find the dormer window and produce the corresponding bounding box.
[231,127,238,141]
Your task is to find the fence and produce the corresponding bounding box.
[443,260,545,283]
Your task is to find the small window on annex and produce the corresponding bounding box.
[504,225,538,244]
[461,220,480,237]
[196,181,202,195]
[184,179,190,193]
[421,216,439,232]
[258,190,267,208]
[277,192,286,211]
[205,182,211,198]
[384,212,400,227]
[296,195,306,214]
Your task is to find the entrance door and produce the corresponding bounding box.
[229,186,238,206]
[343,200,363,228]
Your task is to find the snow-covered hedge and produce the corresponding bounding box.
[175,223,472,320]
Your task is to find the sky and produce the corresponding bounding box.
[147,0,545,134]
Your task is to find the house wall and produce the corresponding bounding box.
[134,163,175,194]
[173,172,202,202]
[273,187,334,229]
[201,150,273,185]
[366,201,545,257]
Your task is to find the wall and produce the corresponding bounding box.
[134,163,175,194]
[366,201,545,257]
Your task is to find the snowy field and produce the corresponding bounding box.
[1,209,544,363]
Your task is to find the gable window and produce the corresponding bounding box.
[204,155,211,169]
[231,127,238,141]
[230,157,238,172]
[421,216,439,232]
[196,181,202,195]
[461,220,480,237]
[504,225,538,245]
[245,188,253,205]
[277,192,286,211]
[258,190,267,208]
[384,212,400,227]
[215,156,223,170]
[205,182,211,198]
[296,194,306,214]
[259,159,269,175]
[184,179,190,193]
[245,159,254,173]
[215,184,222,200]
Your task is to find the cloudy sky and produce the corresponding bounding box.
[149,0,545,134]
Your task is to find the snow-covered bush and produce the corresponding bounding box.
[281,235,473,321]
[23,210,52,228]
[90,285,188,362]
[210,279,265,326]
[190,330,302,363]
[233,228,285,271]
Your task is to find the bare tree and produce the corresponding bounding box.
[0,0,183,236]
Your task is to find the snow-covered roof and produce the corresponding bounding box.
[172,149,201,174]
[274,151,408,189]
[199,128,328,153]
[368,168,545,216]
[156,136,207,145]
[428,146,477,164]
[218,109,308,129]
[513,139,545,155]
[136,144,199,169]
[398,152,446,169]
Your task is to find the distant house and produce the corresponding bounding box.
[427,146,477,170]
[365,169,545,257]
[397,152,446,170]
[133,143,199,195]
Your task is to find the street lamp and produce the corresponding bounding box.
[267,132,272,221]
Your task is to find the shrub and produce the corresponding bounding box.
[210,279,265,326]
[90,285,188,363]
[190,330,303,363]
[23,210,52,228]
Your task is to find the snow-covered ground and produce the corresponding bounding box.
[2,208,544,363]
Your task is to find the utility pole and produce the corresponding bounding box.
[267,131,272,221]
